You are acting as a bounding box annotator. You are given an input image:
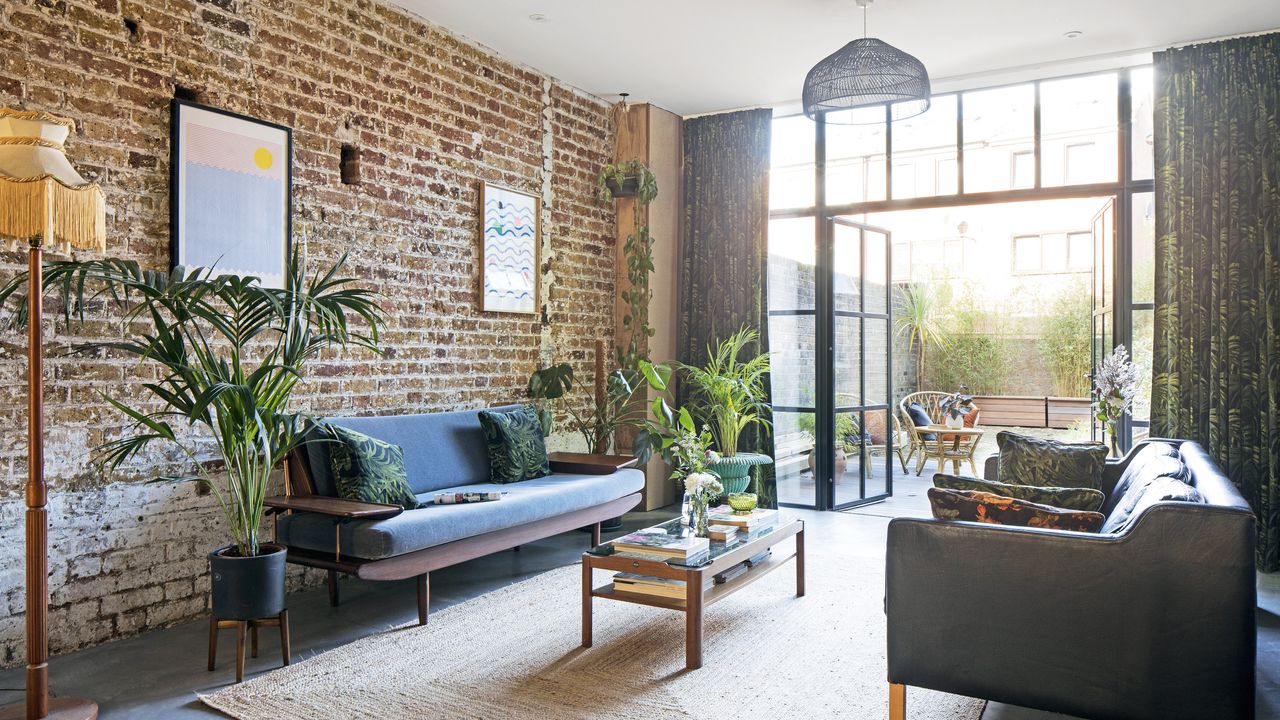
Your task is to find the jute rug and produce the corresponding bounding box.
[201,537,984,720]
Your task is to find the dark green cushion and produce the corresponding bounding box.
[478,404,551,484]
[933,473,1105,512]
[326,425,418,509]
[996,431,1108,490]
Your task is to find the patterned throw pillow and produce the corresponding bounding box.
[933,473,1105,512]
[327,425,418,509]
[996,431,1108,490]
[478,404,551,484]
[928,488,1105,532]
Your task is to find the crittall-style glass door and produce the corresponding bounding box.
[828,218,893,508]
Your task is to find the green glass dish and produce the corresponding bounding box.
[727,492,758,514]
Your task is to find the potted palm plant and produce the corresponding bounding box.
[0,250,383,621]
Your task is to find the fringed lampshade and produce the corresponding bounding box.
[0,108,106,252]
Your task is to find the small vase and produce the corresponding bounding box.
[1108,432,1120,458]
[681,490,692,526]
[691,499,710,537]
[945,414,964,429]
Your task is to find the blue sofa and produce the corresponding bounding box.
[271,405,644,623]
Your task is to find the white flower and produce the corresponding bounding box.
[684,472,724,500]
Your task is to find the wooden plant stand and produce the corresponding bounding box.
[207,610,290,683]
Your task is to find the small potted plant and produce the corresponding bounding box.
[1,251,384,624]
[1091,345,1140,457]
[939,386,976,429]
[596,159,657,202]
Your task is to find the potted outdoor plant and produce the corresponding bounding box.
[939,386,976,429]
[0,251,383,621]
[798,412,862,477]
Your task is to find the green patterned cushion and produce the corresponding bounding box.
[327,425,418,509]
[478,404,551,484]
[996,431,1107,490]
[927,488,1105,532]
[933,474,1105,512]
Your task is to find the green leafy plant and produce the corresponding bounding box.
[527,363,575,436]
[565,369,645,454]
[926,287,1011,395]
[894,283,949,392]
[797,411,862,451]
[0,251,384,558]
[1038,284,1092,397]
[676,326,771,458]
[597,159,658,372]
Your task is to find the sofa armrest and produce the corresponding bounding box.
[264,495,404,520]
[886,505,1255,720]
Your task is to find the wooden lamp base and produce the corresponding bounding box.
[0,697,98,720]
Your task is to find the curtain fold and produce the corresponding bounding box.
[1152,32,1280,570]
[679,108,776,506]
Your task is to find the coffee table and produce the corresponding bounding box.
[581,515,804,670]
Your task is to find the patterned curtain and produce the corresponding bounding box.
[1152,33,1280,570]
[680,108,776,506]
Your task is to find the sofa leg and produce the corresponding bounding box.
[890,683,905,720]
[417,573,429,625]
[591,522,602,547]
[327,569,340,607]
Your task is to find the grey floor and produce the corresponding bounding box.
[0,477,1274,719]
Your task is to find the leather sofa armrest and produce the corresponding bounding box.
[886,505,1255,720]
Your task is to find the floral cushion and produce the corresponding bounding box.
[996,431,1108,490]
[327,425,419,509]
[928,487,1105,532]
[478,404,552,484]
[933,473,1105,512]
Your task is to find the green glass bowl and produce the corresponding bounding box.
[727,492,758,514]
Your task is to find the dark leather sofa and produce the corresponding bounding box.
[886,439,1256,720]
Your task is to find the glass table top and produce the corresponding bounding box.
[587,515,783,568]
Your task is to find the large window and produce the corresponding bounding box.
[768,66,1156,504]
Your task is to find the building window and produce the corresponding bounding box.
[1012,231,1092,275]
[1011,150,1035,188]
[1065,142,1097,185]
[936,157,958,195]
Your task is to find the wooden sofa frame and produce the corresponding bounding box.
[265,450,642,625]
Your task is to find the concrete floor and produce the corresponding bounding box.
[0,482,1274,719]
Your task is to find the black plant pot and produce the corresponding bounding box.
[209,543,286,620]
[604,174,640,198]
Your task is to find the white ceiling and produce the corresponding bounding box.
[391,0,1280,117]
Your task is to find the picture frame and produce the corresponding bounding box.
[479,181,540,314]
[170,99,292,289]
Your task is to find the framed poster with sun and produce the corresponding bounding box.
[171,99,292,288]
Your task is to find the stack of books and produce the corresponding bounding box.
[612,528,711,565]
[707,506,779,537]
[611,572,714,600]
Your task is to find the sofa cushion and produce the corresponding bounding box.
[302,406,522,497]
[1101,475,1204,535]
[327,425,419,509]
[907,403,936,441]
[996,431,1107,490]
[933,474,1105,512]
[277,469,645,560]
[478,405,551,483]
[927,487,1105,532]
[1101,443,1188,516]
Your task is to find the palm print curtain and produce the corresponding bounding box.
[1152,32,1280,570]
[680,108,776,506]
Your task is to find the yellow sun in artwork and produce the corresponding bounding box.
[253,147,274,170]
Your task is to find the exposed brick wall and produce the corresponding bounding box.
[0,0,616,663]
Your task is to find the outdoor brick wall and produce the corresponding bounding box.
[0,0,616,663]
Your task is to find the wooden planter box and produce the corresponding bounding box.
[970,395,1091,429]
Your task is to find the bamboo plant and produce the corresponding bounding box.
[0,250,384,558]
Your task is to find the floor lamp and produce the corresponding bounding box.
[0,108,104,720]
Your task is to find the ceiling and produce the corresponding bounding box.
[391,0,1280,117]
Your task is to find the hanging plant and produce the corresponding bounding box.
[597,160,659,373]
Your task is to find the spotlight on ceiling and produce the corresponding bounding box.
[1064,30,1084,39]
[528,13,549,23]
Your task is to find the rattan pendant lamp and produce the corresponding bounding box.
[802,0,931,122]
[0,107,104,720]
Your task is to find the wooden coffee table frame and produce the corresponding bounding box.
[581,518,805,670]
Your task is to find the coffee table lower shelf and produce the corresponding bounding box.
[581,518,804,670]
